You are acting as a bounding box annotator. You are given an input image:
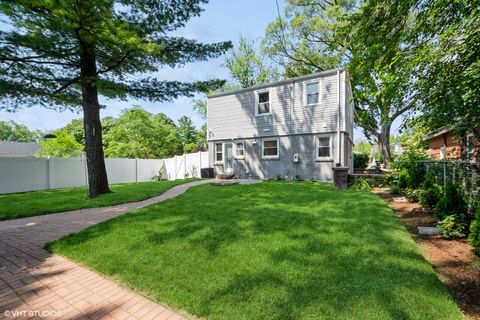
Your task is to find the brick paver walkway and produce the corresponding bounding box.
[0,180,211,320]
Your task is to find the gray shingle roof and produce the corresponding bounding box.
[0,141,41,156]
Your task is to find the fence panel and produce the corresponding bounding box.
[0,157,48,194]
[0,151,210,194]
[50,158,87,189]
[136,159,164,182]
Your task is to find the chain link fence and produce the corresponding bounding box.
[414,160,480,212]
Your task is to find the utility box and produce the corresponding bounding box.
[293,153,299,163]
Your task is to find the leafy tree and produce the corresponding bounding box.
[177,116,199,153]
[0,1,231,197]
[353,139,372,154]
[36,130,83,158]
[0,120,42,142]
[406,0,480,133]
[262,0,354,77]
[61,119,85,145]
[103,107,179,159]
[225,37,278,88]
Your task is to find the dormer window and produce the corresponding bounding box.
[305,80,321,106]
[256,90,270,115]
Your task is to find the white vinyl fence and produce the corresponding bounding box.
[0,151,209,194]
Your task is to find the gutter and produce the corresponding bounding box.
[337,69,341,165]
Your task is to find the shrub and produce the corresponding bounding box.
[354,153,369,169]
[469,206,480,255]
[349,177,372,191]
[397,169,409,190]
[434,181,467,220]
[419,173,442,210]
[295,174,302,182]
[389,183,400,194]
[405,187,420,202]
[438,215,467,239]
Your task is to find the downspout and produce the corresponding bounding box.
[337,70,341,165]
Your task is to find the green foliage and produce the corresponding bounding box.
[437,215,466,240]
[295,174,302,182]
[434,181,467,220]
[407,1,480,132]
[389,183,400,195]
[353,139,373,154]
[104,107,180,159]
[350,177,372,191]
[36,131,84,158]
[397,169,409,190]
[469,206,480,255]
[0,120,42,142]
[405,187,420,203]
[353,153,369,169]
[178,116,201,153]
[262,0,349,77]
[225,37,278,88]
[419,173,442,210]
[0,1,231,111]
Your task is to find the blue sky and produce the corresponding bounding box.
[0,0,284,132]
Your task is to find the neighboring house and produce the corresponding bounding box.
[424,125,479,161]
[207,68,354,180]
[0,141,40,157]
[392,141,404,156]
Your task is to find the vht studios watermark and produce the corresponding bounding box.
[3,309,63,318]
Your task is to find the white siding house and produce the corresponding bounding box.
[207,68,354,180]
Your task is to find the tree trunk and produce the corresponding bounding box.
[377,124,392,165]
[80,44,110,197]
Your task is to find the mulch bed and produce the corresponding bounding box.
[373,188,480,319]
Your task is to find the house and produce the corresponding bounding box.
[207,68,354,180]
[424,125,479,161]
[0,141,40,157]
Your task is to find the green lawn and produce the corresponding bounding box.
[0,179,200,220]
[48,182,463,320]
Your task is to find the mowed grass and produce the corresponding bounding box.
[48,182,463,320]
[0,179,200,220]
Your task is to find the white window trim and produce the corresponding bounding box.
[214,142,223,165]
[316,135,333,160]
[234,141,245,160]
[255,88,272,116]
[262,138,280,159]
[304,79,322,106]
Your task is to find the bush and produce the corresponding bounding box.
[405,187,420,202]
[469,206,480,255]
[389,183,400,194]
[437,215,466,239]
[349,177,372,191]
[354,153,369,169]
[434,181,467,220]
[419,173,442,210]
[397,169,409,190]
[390,148,430,189]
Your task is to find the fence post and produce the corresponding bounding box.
[135,159,138,183]
[184,154,187,178]
[174,156,177,180]
[47,158,51,189]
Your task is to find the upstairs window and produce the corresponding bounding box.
[262,139,279,158]
[256,91,270,115]
[317,136,331,159]
[215,143,223,162]
[306,81,320,105]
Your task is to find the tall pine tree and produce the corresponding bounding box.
[0,0,231,197]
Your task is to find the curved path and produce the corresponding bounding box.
[0,180,211,320]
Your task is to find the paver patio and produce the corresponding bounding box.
[0,180,210,320]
